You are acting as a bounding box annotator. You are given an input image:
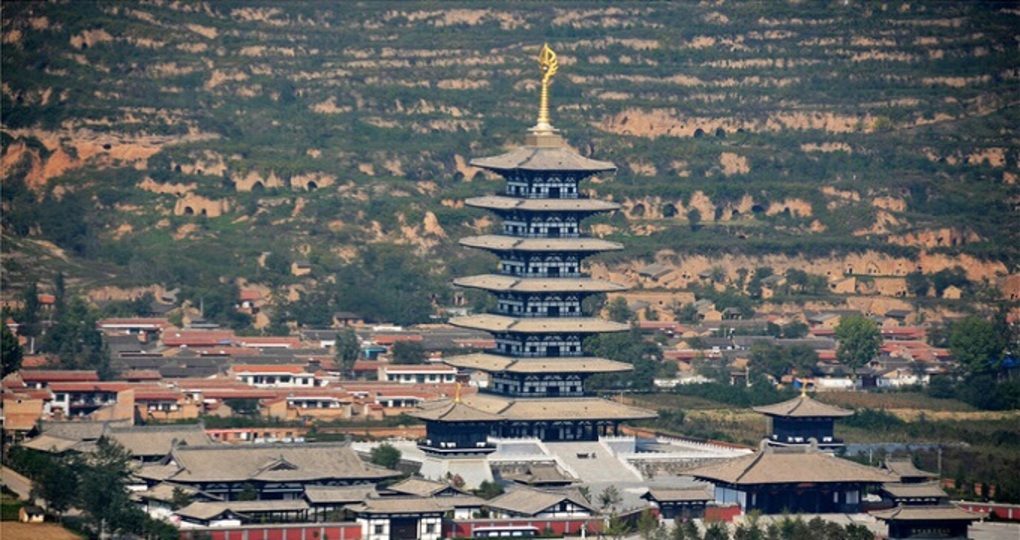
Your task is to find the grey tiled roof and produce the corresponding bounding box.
[454,274,626,294]
[442,353,632,374]
[487,486,596,516]
[107,423,212,458]
[686,444,895,486]
[470,146,616,173]
[161,443,400,484]
[450,314,629,334]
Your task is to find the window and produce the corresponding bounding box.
[374,524,384,534]
[425,523,436,534]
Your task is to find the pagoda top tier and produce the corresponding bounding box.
[752,394,853,418]
[470,146,616,174]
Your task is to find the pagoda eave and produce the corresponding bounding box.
[453,274,627,294]
[460,235,624,253]
[470,147,617,174]
[443,353,633,374]
[465,196,621,214]
[449,314,630,334]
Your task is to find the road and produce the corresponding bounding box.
[1,466,33,500]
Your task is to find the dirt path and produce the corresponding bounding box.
[0,521,83,540]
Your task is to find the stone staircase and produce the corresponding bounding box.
[544,440,642,483]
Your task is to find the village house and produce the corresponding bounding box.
[378,364,457,385]
[229,364,324,388]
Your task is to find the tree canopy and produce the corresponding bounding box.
[835,315,881,374]
[949,316,1006,375]
[2,322,23,375]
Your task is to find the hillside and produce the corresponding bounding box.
[2,1,1017,327]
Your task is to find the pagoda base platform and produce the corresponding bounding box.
[418,454,493,489]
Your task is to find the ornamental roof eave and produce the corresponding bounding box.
[408,400,504,422]
[751,394,854,418]
[449,314,630,334]
[469,146,617,174]
[459,235,624,253]
[685,444,896,486]
[442,353,633,374]
[453,274,627,294]
[458,394,656,422]
[465,196,621,214]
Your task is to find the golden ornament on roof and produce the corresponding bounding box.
[536,43,559,129]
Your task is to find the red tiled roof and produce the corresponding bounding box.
[453,339,496,348]
[352,361,382,372]
[373,334,423,345]
[48,382,133,392]
[380,365,457,373]
[134,389,184,401]
[20,370,100,383]
[21,356,49,368]
[664,350,700,360]
[170,378,252,389]
[198,389,279,400]
[239,290,262,302]
[235,336,303,348]
[97,318,171,329]
[37,294,56,305]
[638,321,685,331]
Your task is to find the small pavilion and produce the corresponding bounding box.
[752,392,852,450]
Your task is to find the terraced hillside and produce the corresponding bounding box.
[2,2,1017,327]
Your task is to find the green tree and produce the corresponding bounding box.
[637,508,661,540]
[750,342,818,380]
[598,485,622,511]
[30,456,78,518]
[949,316,1006,375]
[473,480,504,500]
[42,297,111,378]
[224,398,261,416]
[704,522,729,540]
[17,282,40,337]
[369,443,401,469]
[335,327,361,377]
[835,315,881,374]
[672,520,703,540]
[905,272,930,297]
[607,296,634,323]
[2,322,23,375]
[688,208,702,232]
[170,487,194,510]
[236,482,259,501]
[391,341,426,365]
[76,437,142,537]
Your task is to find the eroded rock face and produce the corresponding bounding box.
[173,194,229,217]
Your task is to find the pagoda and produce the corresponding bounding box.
[752,391,853,450]
[412,45,654,453]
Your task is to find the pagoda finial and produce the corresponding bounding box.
[454,382,462,403]
[535,43,559,131]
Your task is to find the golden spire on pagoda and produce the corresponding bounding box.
[454,382,462,403]
[535,43,559,130]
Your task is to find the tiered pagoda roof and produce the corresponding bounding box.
[449,314,628,334]
[752,393,854,418]
[442,353,631,374]
[416,44,653,447]
[469,146,616,173]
